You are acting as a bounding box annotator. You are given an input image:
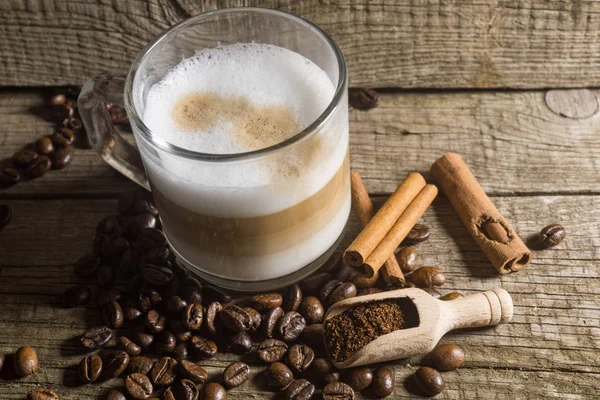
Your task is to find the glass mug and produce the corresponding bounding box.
[79,8,350,291]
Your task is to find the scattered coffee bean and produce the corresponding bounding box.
[136,228,167,251]
[227,331,252,354]
[179,360,208,383]
[421,287,442,299]
[257,339,288,363]
[190,335,218,359]
[164,378,199,400]
[51,127,75,146]
[167,296,188,315]
[130,214,157,237]
[347,366,373,391]
[127,356,154,375]
[50,93,66,105]
[68,117,83,131]
[150,356,178,386]
[298,296,324,324]
[278,311,306,342]
[172,342,189,360]
[262,306,285,338]
[49,145,73,170]
[414,366,444,396]
[118,336,142,356]
[96,264,115,287]
[350,270,378,289]
[79,354,103,383]
[146,309,166,333]
[61,284,91,307]
[106,389,127,400]
[312,357,340,384]
[0,168,20,185]
[75,252,102,277]
[429,343,465,371]
[323,382,354,400]
[223,361,251,388]
[244,307,262,332]
[266,362,294,390]
[26,388,60,400]
[441,292,464,301]
[35,137,55,155]
[319,280,342,303]
[125,373,153,399]
[138,287,162,312]
[285,378,315,400]
[12,150,38,166]
[182,303,203,331]
[302,324,324,349]
[81,325,112,350]
[27,154,51,177]
[357,287,381,296]
[102,350,130,379]
[371,366,395,398]
[328,282,357,305]
[301,272,331,295]
[133,199,158,216]
[103,301,124,329]
[202,382,227,400]
[250,292,283,311]
[221,305,252,332]
[284,284,303,312]
[156,331,177,354]
[180,285,202,306]
[540,223,566,248]
[96,288,121,307]
[403,223,430,244]
[171,320,192,343]
[350,88,380,110]
[288,344,314,374]
[396,246,418,273]
[133,331,155,351]
[409,266,446,287]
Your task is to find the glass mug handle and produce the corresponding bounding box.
[78,72,150,190]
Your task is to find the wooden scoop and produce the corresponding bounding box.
[324,287,513,369]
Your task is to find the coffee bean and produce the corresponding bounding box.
[81,325,112,350]
[125,373,153,399]
[203,285,232,304]
[284,284,303,312]
[101,351,130,380]
[409,266,446,287]
[323,382,354,400]
[26,388,60,400]
[257,339,288,363]
[133,199,158,216]
[190,336,217,359]
[164,378,199,400]
[285,379,315,400]
[262,306,284,338]
[298,296,324,324]
[106,389,127,400]
[103,301,124,329]
[35,137,54,155]
[142,246,170,265]
[221,305,252,332]
[328,282,357,305]
[49,146,73,170]
[172,342,189,360]
[403,223,430,245]
[414,366,444,396]
[61,284,91,307]
[300,272,331,294]
[0,168,20,185]
[540,223,566,248]
[146,309,166,334]
[68,117,83,131]
[357,287,381,296]
[109,236,129,256]
[136,228,167,250]
[266,362,294,390]
[429,343,465,371]
[50,127,75,147]
[124,303,143,322]
[335,263,358,282]
[441,292,464,301]
[75,252,102,277]
[140,263,173,287]
[96,264,115,287]
[12,150,38,166]
[312,358,339,385]
[150,356,178,386]
[227,331,252,354]
[204,301,223,337]
[78,354,102,383]
[129,214,157,237]
[166,296,188,315]
[127,356,154,375]
[223,361,251,388]
[347,367,372,390]
[138,287,162,312]
[133,331,155,351]
[180,285,202,305]
[319,280,342,303]
[179,360,208,383]
[156,331,177,354]
[396,247,418,273]
[171,320,192,343]
[287,344,314,374]
[350,270,378,289]
[350,88,380,110]
[182,303,203,331]
[244,307,262,333]
[201,383,227,400]
[96,288,121,307]
[302,324,324,349]
[27,155,51,177]
[371,366,395,398]
[250,292,283,311]
[421,287,442,299]
[50,93,66,105]
[118,336,142,357]
[278,311,306,342]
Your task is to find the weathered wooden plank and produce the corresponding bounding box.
[0,194,598,398]
[2,89,600,196]
[2,0,600,88]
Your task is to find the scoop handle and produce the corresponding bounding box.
[443,288,513,330]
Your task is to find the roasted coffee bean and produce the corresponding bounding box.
[350,88,380,110]
[166,296,188,315]
[164,378,199,400]
[136,228,167,250]
[146,309,166,333]
[227,331,252,354]
[27,155,51,177]
[404,223,430,244]
[125,373,153,399]
[325,371,341,384]
[441,292,464,301]
[396,247,418,273]
[180,285,202,305]
[143,246,170,265]
[312,358,339,384]
[409,266,446,287]
[287,344,314,374]
[540,223,566,248]
[156,331,177,354]
[133,331,155,351]
[278,311,306,342]
[284,284,303,312]
[350,270,378,289]
[150,356,178,386]
[266,362,294,390]
[12,150,38,166]
[51,127,75,147]
[300,272,331,294]
[203,285,232,304]
[328,282,357,305]
[127,356,154,375]
[285,379,315,400]
[61,284,91,307]
[96,264,115,287]
[257,339,288,363]
[138,287,162,312]
[81,325,112,349]
[347,367,372,391]
[49,146,73,170]
[262,306,284,338]
[0,168,20,185]
[105,389,127,400]
[190,336,217,359]
[129,213,157,237]
[123,303,143,322]
[221,305,252,332]
[414,366,444,396]
[244,307,262,332]
[250,293,283,311]
[223,361,251,388]
[35,137,54,155]
[429,343,465,371]
[182,303,203,331]
[335,263,358,282]
[96,288,121,307]
[118,336,142,356]
[50,93,66,105]
[357,287,381,296]
[133,199,158,216]
[141,263,173,286]
[421,287,442,299]
[102,350,130,379]
[68,117,83,131]
[172,342,189,360]
[371,366,395,398]
[13,346,38,377]
[204,301,223,337]
[108,236,129,256]
[302,324,324,349]
[26,388,60,400]
[179,360,208,383]
[103,301,124,329]
[319,280,342,303]
[170,319,192,342]
[298,296,324,324]
[202,383,227,400]
[323,382,354,400]
[75,252,102,277]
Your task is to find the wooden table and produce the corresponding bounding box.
[1,2,599,399]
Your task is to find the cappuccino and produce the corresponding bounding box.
[140,43,349,281]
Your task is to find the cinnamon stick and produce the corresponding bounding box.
[431,152,532,274]
[344,172,426,268]
[349,171,405,287]
[361,184,438,277]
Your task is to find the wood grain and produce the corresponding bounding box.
[3,89,600,197]
[3,1,600,88]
